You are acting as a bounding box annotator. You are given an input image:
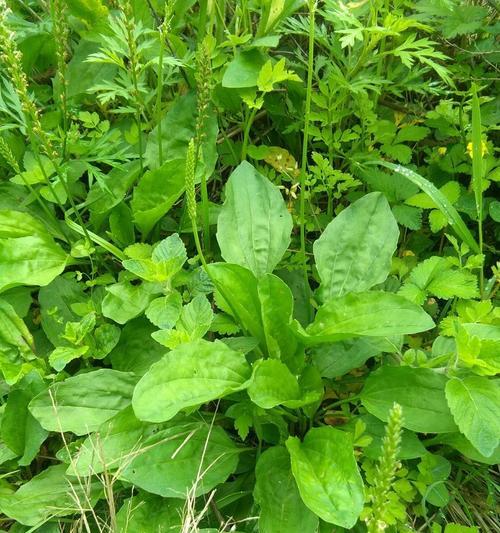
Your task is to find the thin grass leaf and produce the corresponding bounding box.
[368,161,480,253]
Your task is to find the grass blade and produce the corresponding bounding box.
[368,161,480,254]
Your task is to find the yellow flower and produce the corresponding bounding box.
[466,140,488,159]
[437,147,447,156]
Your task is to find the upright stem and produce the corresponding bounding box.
[471,85,484,296]
[156,31,164,167]
[299,0,316,305]
[241,106,258,161]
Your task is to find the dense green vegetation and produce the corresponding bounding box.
[0,0,498,531]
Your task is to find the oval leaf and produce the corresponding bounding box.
[314,192,399,299]
[132,339,252,423]
[29,369,137,435]
[445,376,500,457]
[248,359,300,409]
[216,161,293,277]
[286,426,364,528]
[254,446,318,533]
[120,422,239,498]
[304,291,434,344]
[0,464,100,526]
[0,210,67,293]
[361,366,457,433]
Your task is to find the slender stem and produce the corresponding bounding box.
[156,32,164,167]
[471,85,484,296]
[241,106,258,161]
[199,169,211,253]
[299,0,316,308]
[198,0,208,41]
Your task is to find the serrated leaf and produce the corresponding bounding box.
[395,125,430,143]
[392,204,422,230]
[399,256,479,304]
[145,292,183,329]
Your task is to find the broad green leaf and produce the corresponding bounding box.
[109,317,165,375]
[257,274,300,368]
[361,366,457,433]
[38,274,86,346]
[0,298,36,385]
[360,414,427,460]
[145,292,183,329]
[29,369,137,435]
[0,464,100,526]
[144,92,218,172]
[286,426,364,527]
[176,294,214,339]
[303,292,434,344]
[314,192,399,299]
[0,286,32,318]
[68,406,161,477]
[222,49,268,88]
[432,433,500,466]
[48,345,89,371]
[254,447,319,533]
[0,210,67,293]
[131,159,186,235]
[206,263,265,344]
[0,372,47,466]
[248,360,300,409]
[102,281,157,324]
[445,376,500,457]
[120,422,239,498]
[311,336,402,378]
[217,161,293,277]
[132,340,252,423]
[116,493,183,532]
